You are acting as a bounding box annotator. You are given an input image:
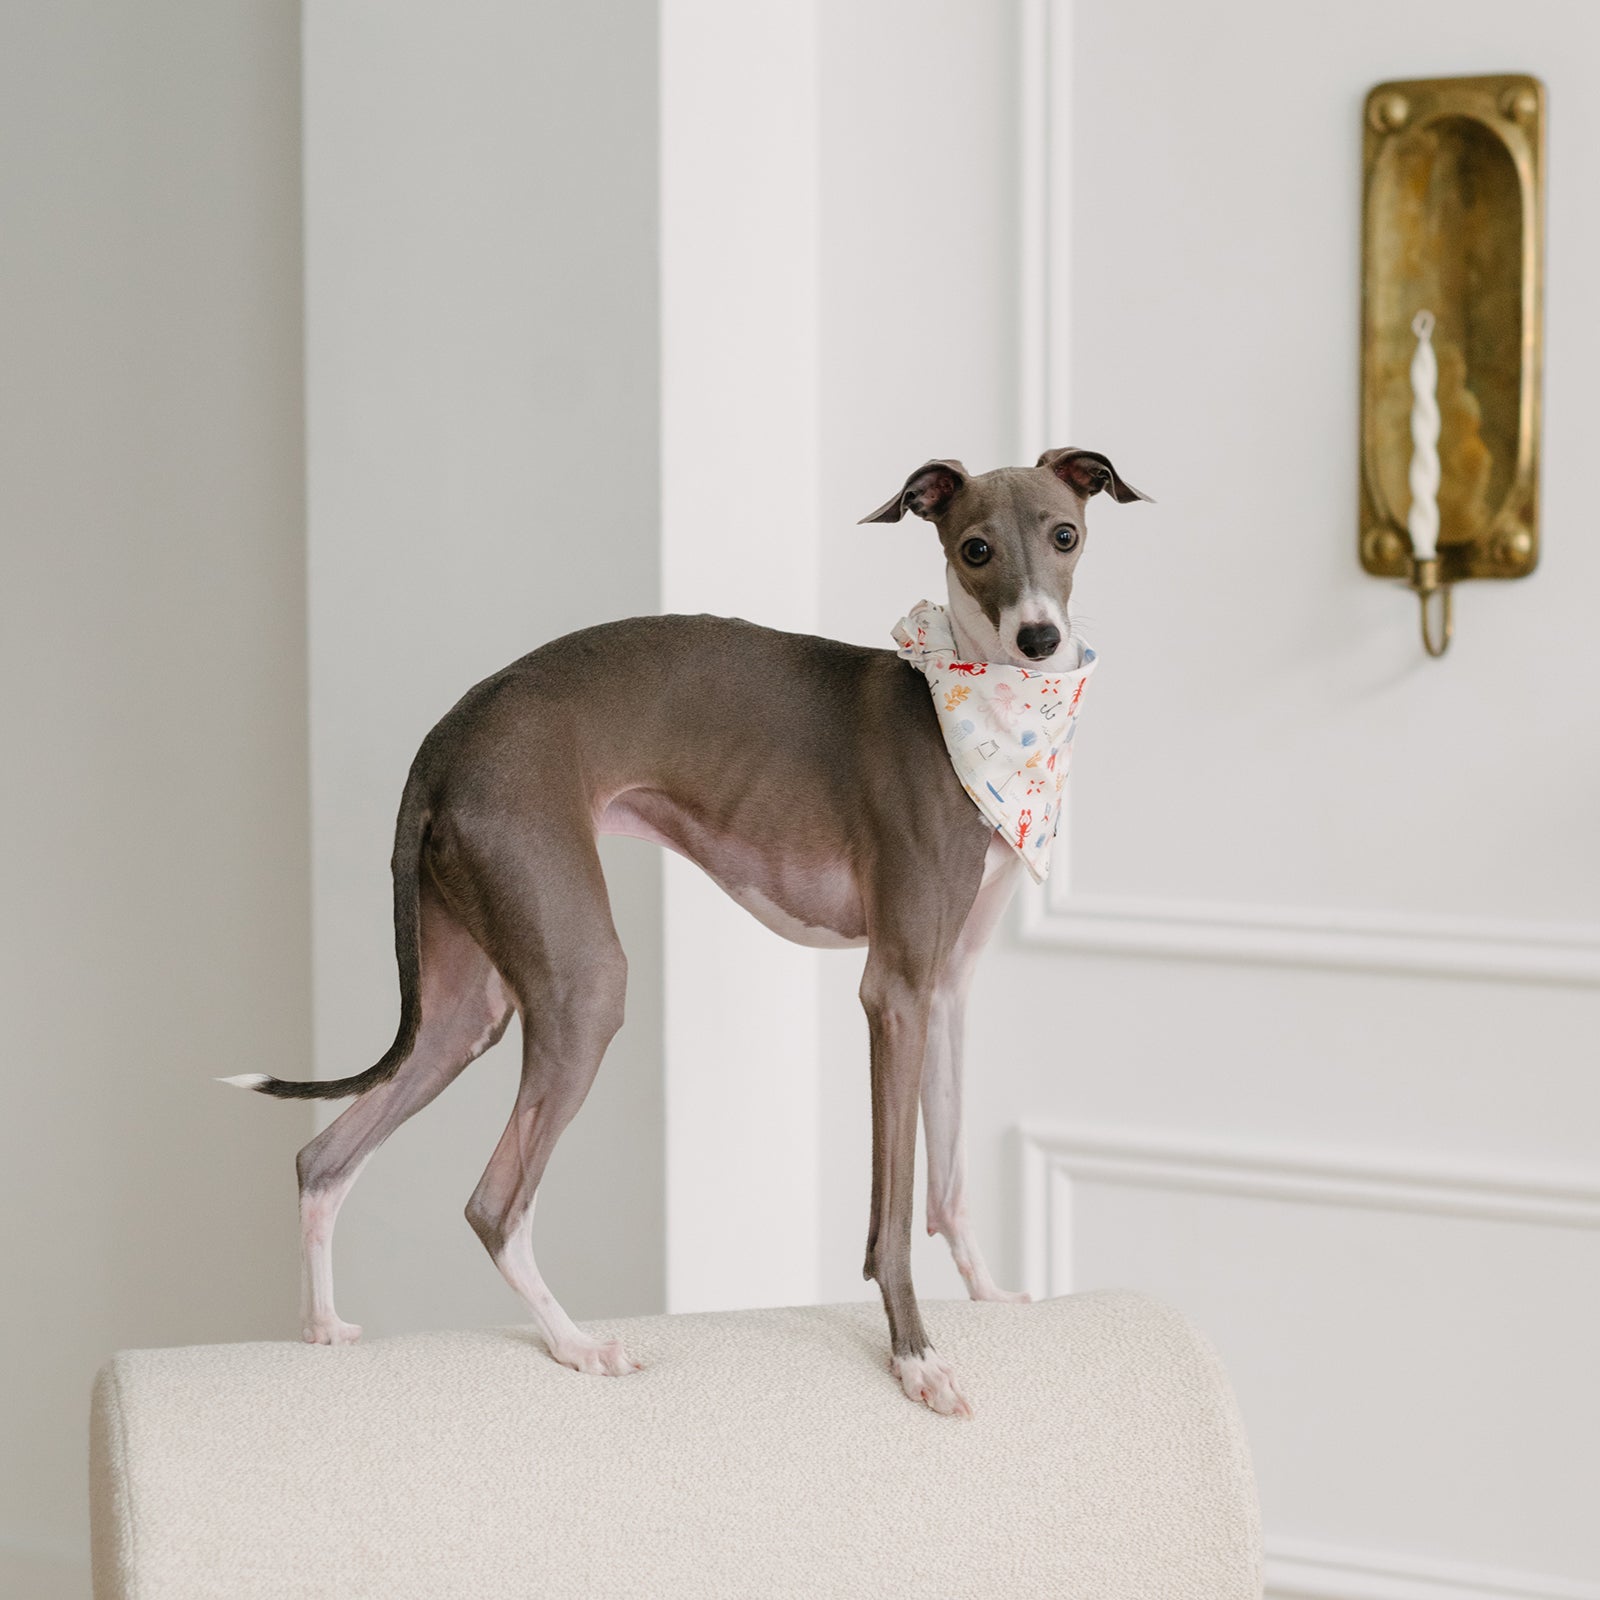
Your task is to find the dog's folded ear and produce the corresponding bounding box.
[1037,448,1152,504]
[859,460,969,523]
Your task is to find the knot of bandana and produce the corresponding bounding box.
[892,599,1097,885]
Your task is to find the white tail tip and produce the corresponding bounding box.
[217,1073,270,1090]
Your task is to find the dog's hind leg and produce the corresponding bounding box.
[294,886,511,1344]
[921,841,1028,1303]
[460,821,637,1377]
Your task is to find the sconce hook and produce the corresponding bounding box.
[1410,557,1454,658]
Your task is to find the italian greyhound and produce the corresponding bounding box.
[226,447,1147,1417]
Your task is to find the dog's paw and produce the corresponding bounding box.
[892,1351,972,1418]
[553,1337,642,1378]
[972,1285,1031,1305]
[303,1317,362,1346]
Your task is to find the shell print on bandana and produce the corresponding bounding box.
[892,599,1098,885]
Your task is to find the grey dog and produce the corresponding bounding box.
[227,447,1147,1416]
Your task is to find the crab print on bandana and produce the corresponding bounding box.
[892,599,1098,885]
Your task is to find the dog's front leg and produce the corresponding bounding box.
[861,958,971,1418]
[921,840,1028,1303]
[921,984,1029,1305]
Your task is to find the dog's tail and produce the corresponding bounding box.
[220,778,431,1101]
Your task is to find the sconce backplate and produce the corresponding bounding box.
[1360,74,1544,581]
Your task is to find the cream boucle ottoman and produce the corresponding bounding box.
[90,1292,1260,1599]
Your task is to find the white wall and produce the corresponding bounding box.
[659,0,824,1312]
[303,0,666,1333]
[812,2,1600,1588]
[979,2,1600,1593]
[0,6,310,1595]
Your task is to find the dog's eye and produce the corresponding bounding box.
[1052,525,1079,552]
[960,538,991,567]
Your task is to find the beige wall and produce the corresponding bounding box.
[0,5,311,1595]
[302,1,666,1335]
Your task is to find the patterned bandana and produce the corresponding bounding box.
[892,599,1097,885]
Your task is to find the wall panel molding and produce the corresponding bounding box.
[1016,0,1599,993]
[1264,1537,1600,1600]
[1018,887,1600,987]
[1016,0,1600,1589]
[1021,1123,1600,1600]
[1018,1121,1600,1301]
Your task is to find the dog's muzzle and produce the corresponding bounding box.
[1016,623,1061,660]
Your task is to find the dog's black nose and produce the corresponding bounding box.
[1016,623,1061,660]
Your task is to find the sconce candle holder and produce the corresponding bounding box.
[1360,74,1545,658]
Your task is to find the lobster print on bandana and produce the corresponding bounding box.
[892,599,1098,885]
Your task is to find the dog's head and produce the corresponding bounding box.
[861,449,1150,668]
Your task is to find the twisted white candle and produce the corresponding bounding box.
[1407,309,1441,562]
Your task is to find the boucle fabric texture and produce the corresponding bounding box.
[91,1292,1261,1600]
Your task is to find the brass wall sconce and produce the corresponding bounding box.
[1360,74,1545,657]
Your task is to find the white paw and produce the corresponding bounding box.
[303,1317,362,1346]
[892,1350,972,1417]
[553,1338,641,1377]
[972,1285,1032,1305]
